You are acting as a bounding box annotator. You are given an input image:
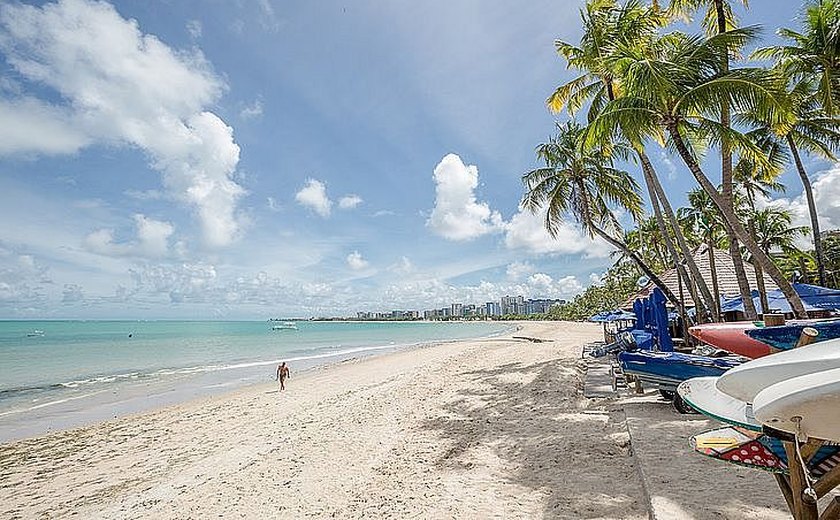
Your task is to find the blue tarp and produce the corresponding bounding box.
[719,283,840,314]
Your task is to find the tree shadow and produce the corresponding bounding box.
[421,357,645,519]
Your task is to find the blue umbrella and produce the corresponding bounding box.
[719,283,840,314]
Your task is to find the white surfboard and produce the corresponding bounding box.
[753,367,840,443]
[716,337,840,403]
[677,377,762,431]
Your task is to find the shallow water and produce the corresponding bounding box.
[0,320,510,441]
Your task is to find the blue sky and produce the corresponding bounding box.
[0,0,837,319]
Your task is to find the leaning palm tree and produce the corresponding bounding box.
[522,121,680,305]
[549,0,717,319]
[744,74,840,287]
[667,0,759,319]
[733,146,787,310]
[586,28,810,317]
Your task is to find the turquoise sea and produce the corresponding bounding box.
[0,320,511,442]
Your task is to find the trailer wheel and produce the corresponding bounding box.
[659,389,675,401]
[672,393,695,414]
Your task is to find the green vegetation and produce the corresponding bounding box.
[524,0,840,321]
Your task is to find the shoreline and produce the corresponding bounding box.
[0,322,518,444]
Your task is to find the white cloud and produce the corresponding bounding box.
[295,179,332,217]
[346,251,369,270]
[339,194,363,209]
[62,283,84,303]
[0,97,89,155]
[240,98,263,120]
[186,19,202,39]
[503,206,613,258]
[427,153,503,241]
[756,164,840,246]
[376,272,583,310]
[84,214,174,258]
[389,256,414,275]
[0,0,245,247]
[506,261,535,281]
[0,245,51,309]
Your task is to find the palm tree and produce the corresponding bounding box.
[753,1,840,286]
[744,75,840,287]
[754,0,840,116]
[679,188,729,315]
[549,0,717,320]
[666,0,759,319]
[733,149,787,310]
[522,122,681,305]
[586,28,810,317]
[749,207,810,312]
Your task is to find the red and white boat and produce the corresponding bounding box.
[688,321,771,359]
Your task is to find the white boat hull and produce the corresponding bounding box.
[753,367,840,443]
[716,337,840,403]
[677,377,761,431]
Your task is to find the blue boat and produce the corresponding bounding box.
[745,318,840,350]
[618,350,743,391]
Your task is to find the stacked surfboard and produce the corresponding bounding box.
[677,338,840,475]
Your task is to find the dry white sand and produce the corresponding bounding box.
[0,321,799,519]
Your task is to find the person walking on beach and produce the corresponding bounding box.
[276,362,290,391]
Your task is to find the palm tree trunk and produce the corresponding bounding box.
[639,156,695,318]
[713,0,758,319]
[666,123,809,318]
[749,219,771,314]
[728,230,758,319]
[707,236,722,316]
[788,135,826,286]
[639,151,718,321]
[590,225,682,307]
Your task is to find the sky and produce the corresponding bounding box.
[0,0,837,319]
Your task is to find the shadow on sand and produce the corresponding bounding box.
[422,357,646,519]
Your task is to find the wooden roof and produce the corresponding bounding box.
[626,243,778,308]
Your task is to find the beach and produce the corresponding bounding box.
[0,321,791,519]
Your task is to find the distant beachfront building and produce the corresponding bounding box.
[485,301,501,317]
[450,303,463,318]
[525,298,566,315]
[500,295,525,315]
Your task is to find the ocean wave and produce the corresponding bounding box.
[0,342,409,401]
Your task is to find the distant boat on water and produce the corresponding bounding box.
[271,322,298,331]
[26,330,45,337]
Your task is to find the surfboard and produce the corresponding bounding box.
[753,367,840,443]
[690,426,840,476]
[716,337,840,404]
[688,321,771,359]
[677,377,761,431]
[691,426,787,473]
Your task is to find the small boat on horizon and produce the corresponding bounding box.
[271,322,298,331]
[26,330,45,337]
